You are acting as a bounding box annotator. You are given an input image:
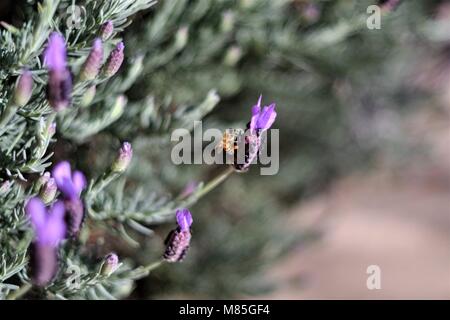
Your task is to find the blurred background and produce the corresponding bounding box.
[128,0,449,299]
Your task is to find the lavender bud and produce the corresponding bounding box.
[0,181,11,194]
[103,42,124,77]
[224,46,242,66]
[302,3,321,23]
[100,253,119,276]
[80,85,96,107]
[14,70,33,107]
[39,178,57,204]
[35,172,51,192]
[175,27,188,49]
[48,122,56,137]
[221,11,235,33]
[100,20,114,41]
[111,141,133,173]
[79,38,103,81]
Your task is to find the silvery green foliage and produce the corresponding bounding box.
[0,0,221,299]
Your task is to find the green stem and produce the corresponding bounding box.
[130,259,165,280]
[193,166,234,200]
[6,283,32,300]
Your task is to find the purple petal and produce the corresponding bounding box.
[72,171,86,195]
[52,161,77,199]
[44,201,66,245]
[249,96,262,132]
[256,103,277,130]
[26,197,47,231]
[44,33,67,71]
[176,208,193,231]
[52,161,72,184]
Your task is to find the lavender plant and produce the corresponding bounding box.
[0,0,238,300]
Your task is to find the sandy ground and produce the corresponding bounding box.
[261,110,450,299]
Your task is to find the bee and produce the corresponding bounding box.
[216,128,244,154]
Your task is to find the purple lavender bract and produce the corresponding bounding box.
[233,96,277,172]
[249,95,277,134]
[52,161,86,236]
[176,208,193,232]
[52,161,86,200]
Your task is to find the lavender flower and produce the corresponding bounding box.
[233,96,277,172]
[44,33,72,110]
[111,141,133,173]
[100,253,120,276]
[52,161,86,200]
[163,209,193,263]
[13,69,33,107]
[249,95,277,135]
[100,21,114,41]
[26,197,66,286]
[103,42,124,77]
[52,161,86,236]
[79,38,103,81]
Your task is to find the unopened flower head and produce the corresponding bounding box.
[80,38,103,81]
[100,253,120,276]
[103,42,124,77]
[163,209,193,263]
[39,177,57,204]
[111,141,133,173]
[100,20,114,41]
[14,69,33,106]
[0,180,11,194]
[35,172,51,192]
[48,122,56,137]
[81,85,96,107]
[26,197,66,286]
[44,33,72,110]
